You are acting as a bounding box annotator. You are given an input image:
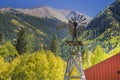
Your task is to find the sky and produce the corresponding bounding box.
[0,0,115,17]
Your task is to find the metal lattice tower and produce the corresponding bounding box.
[64,11,87,80]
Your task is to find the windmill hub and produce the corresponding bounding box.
[73,21,78,27]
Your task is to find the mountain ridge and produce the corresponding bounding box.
[15,6,92,22]
[0,6,92,23]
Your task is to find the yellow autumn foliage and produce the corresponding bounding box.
[11,19,25,28]
[5,50,66,80]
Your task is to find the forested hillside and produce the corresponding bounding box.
[0,8,67,51]
[80,0,120,69]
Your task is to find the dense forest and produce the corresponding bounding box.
[0,0,120,80]
[0,9,67,51]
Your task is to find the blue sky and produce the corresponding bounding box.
[0,0,115,17]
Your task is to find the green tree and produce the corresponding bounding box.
[0,45,9,59]
[0,32,4,45]
[16,28,34,54]
[0,41,18,62]
[4,41,18,61]
[50,35,61,56]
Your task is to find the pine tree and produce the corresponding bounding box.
[16,28,34,54]
[0,32,4,44]
[50,35,61,56]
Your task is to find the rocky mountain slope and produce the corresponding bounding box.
[15,6,91,22]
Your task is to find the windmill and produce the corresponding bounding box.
[64,11,87,80]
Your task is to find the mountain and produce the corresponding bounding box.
[15,6,91,22]
[0,7,67,50]
[81,0,120,52]
[86,0,120,38]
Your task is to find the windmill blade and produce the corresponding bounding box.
[68,20,73,24]
[77,14,81,21]
[80,17,86,23]
[78,22,87,27]
[81,22,87,25]
[71,11,77,16]
[71,17,75,21]
[78,15,84,22]
[75,15,78,21]
[66,11,77,20]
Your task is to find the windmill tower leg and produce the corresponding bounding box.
[64,48,86,80]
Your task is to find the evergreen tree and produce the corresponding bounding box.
[0,32,4,44]
[0,41,18,62]
[50,35,61,56]
[16,28,34,54]
[4,41,18,61]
